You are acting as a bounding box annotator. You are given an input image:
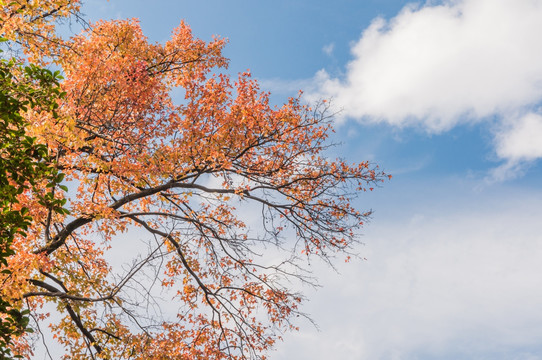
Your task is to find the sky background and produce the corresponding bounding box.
[73,1,542,359]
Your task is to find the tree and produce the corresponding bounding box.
[0,42,66,359]
[3,7,388,360]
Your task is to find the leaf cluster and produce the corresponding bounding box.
[0,38,66,359]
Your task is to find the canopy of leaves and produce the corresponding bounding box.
[0,40,65,359]
[1,2,388,359]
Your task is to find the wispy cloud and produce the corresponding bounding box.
[309,0,542,179]
[275,183,542,359]
[322,42,334,57]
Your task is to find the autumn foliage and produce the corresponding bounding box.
[1,2,387,359]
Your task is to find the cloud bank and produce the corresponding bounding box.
[313,0,542,177]
[275,184,542,359]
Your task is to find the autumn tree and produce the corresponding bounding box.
[2,4,388,359]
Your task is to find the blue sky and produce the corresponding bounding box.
[77,1,542,359]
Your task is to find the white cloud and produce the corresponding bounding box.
[496,112,542,161]
[322,42,335,56]
[317,0,542,129]
[274,184,542,359]
[310,0,542,178]
[488,111,542,180]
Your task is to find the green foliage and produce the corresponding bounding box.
[0,38,65,359]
